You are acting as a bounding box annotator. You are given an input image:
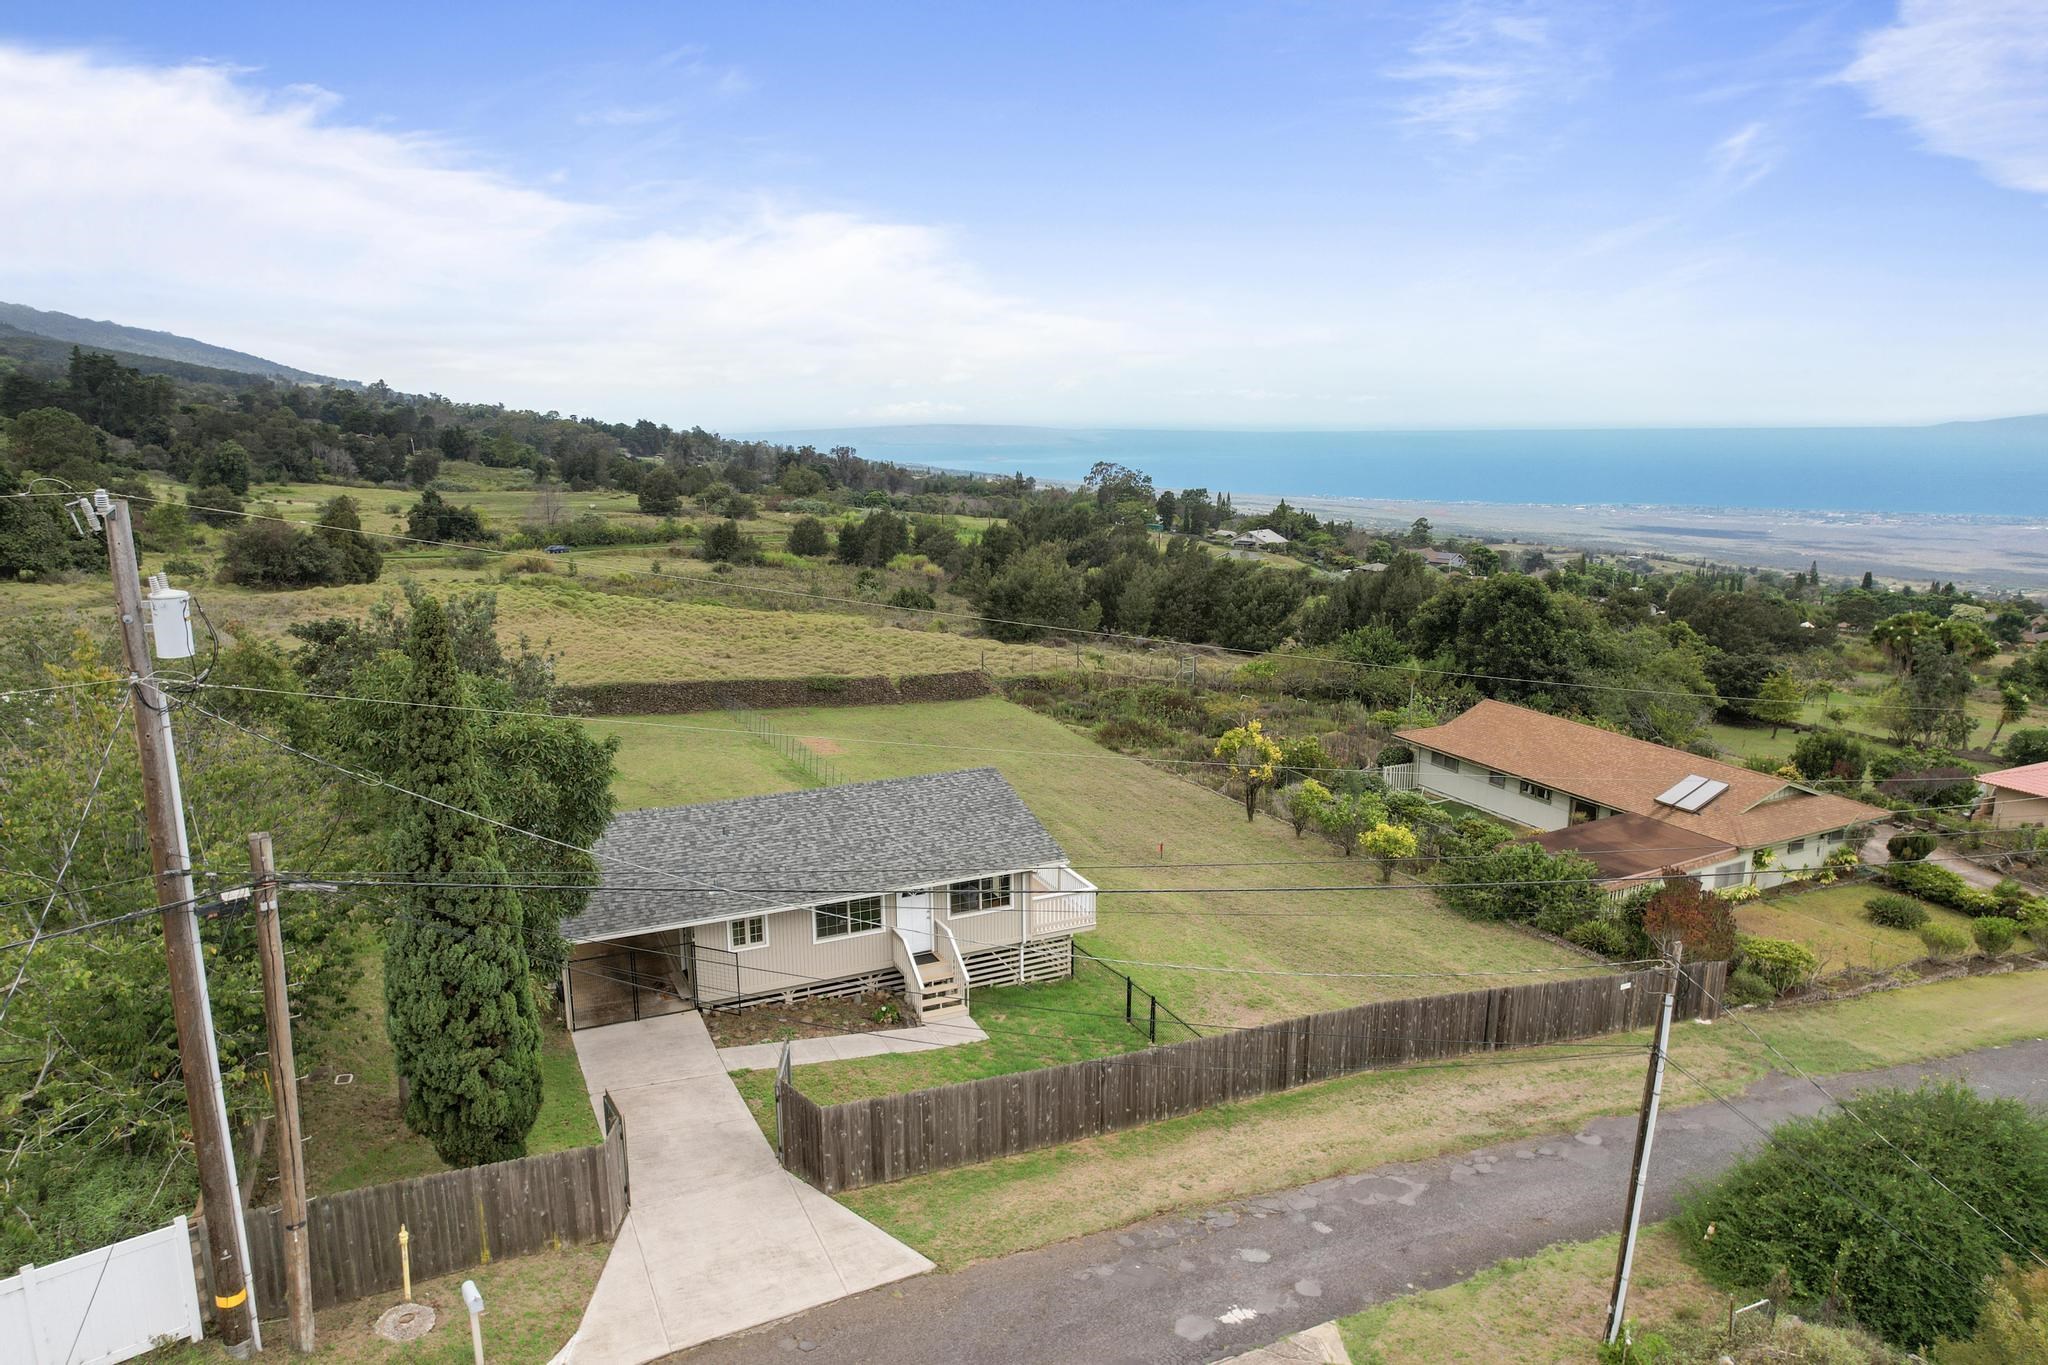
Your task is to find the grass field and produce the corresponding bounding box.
[298,944,600,1196]
[1734,882,1983,975]
[1337,1223,1715,1363]
[830,969,2048,1266]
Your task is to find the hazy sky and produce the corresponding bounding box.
[2,1,2044,430]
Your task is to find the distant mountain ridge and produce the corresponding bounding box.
[0,301,339,384]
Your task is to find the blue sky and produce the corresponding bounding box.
[1,2,2044,429]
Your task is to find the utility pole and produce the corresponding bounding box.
[95,492,260,1355]
[1604,940,1681,1346]
[251,832,314,1353]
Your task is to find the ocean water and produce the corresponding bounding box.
[743,420,2048,517]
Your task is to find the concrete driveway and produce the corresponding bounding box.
[558,1013,932,1364]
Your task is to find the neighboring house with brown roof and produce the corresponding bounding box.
[1975,762,2048,830]
[1396,699,1886,890]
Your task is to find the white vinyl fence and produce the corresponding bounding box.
[1,1216,203,1365]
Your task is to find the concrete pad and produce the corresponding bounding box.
[562,1014,933,1364]
[1217,1322,1352,1364]
[717,1015,988,1072]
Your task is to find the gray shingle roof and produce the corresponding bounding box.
[563,767,1067,942]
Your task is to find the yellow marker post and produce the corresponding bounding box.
[399,1223,412,1302]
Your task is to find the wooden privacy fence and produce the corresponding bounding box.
[778,963,1725,1193]
[197,1093,628,1319]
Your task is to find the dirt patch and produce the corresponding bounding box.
[801,735,847,756]
[704,990,909,1047]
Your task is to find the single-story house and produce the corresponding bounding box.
[1975,762,2048,830]
[1417,547,1467,569]
[1397,700,1886,891]
[559,768,1097,1030]
[1233,528,1289,550]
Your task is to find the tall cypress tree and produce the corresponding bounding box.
[384,596,543,1166]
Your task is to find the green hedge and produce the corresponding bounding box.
[1735,934,1819,994]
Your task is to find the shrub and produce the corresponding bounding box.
[189,482,245,527]
[1642,879,1737,962]
[701,518,760,564]
[888,586,936,610]
[1993,878,2030,912]
[1283,780,1331,837]
[1919,921,1970,960]
[1790,730,1869,786]
[1717,882,1762,903]
[786,516,830,557]
[1885,859,2000,915]
[1723,966,1775,1006]
[1679,1083,2048,1348]
[1735,934,1818,993]
[2005,727,2048,766]
[1936,1263,2048,1364]
[1971,916,2021,956]
[1879,765,1982,810]
[1887,832,1938,861]
[1565,918,1632,958]
[1864,893,1929,930]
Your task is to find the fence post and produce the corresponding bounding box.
[1149,996,1157,1044]
[1125,976,1133,1024]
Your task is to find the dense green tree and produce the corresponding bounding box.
[384,597,543,1167]
[1752,671,1805,737]
[314,494,383,584]
[2005,728,2048,766]
[1790,730,1868,785]
[4,406,105,475]
[190,440,253,495]
[406,488,490,543]
[189,482,245,527]
[1450,574,1576,699]
[701,518,759,563]
[979,542,1092,642]
[835,509,909,566]
[0,463,80,577]
[217,517,347,587]
[637,463,682,516]
[786,515,830,557]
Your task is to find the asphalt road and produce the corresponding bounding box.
[670,1037,2048,1365]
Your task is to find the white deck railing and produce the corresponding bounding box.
[1025,865,1098,938]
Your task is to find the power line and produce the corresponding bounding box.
[184,679,1998,790]
[0,693,135,1027]
[118,490,2006,715]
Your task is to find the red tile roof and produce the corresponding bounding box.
[1397,699,1885,850]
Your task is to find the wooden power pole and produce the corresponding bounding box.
[1604,940,1681,1345]
[251,832,314,1352]
[97,493,260,1354]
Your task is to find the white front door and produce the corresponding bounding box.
[896,888,936,956]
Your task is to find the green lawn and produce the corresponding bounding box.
[299,944,599,1196]
[729,966,1163,1132]
[1734,881,1984,974]
[832,969,2048,1267]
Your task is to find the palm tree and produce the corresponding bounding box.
[1989,681,2031,746]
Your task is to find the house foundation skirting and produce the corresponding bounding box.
[962,935,1073,988]
[704,966,910,1013]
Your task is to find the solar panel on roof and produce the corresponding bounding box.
[1673,779,1729,812]
[1655,775,1711,807]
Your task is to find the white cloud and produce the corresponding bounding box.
[0,44,1125,425]
[1708,121,1780,191]
[1842,0,2048,194]
[1387,2,1603,143]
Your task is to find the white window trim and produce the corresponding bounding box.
[946,874,1014,918]
[811,895,886,944]
[1519,780,1553,803]
[1430,752,1460,772]
[1487,771,1506,788]
[727,915,769,952]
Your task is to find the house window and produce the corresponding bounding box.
[1430,752,1460,772]
[1488,771,1506,789]
[1518,780,1553,803]
[727,916,766,951]
[1786,838,1806,854]
[813,896,883,941]
[948,875,1013,916]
